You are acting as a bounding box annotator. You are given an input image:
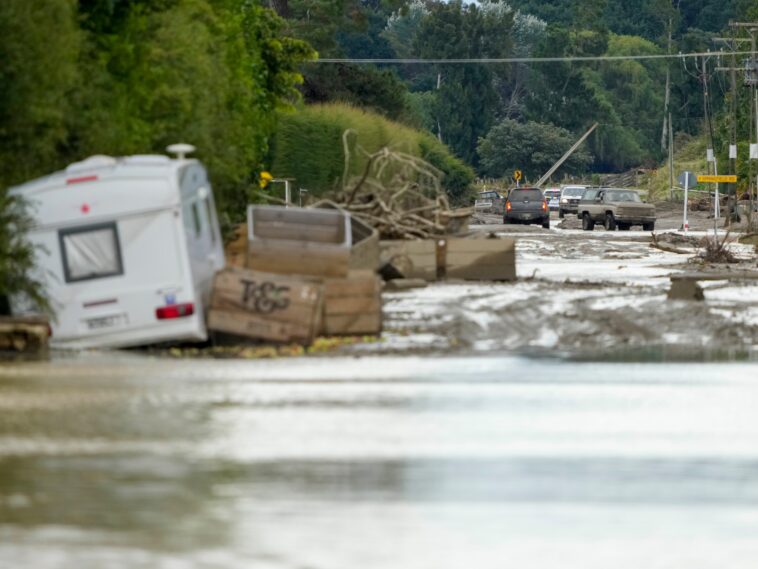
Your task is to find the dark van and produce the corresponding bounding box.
[503,187,550,229]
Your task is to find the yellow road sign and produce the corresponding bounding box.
[513,170,522,181]
[259,171,273,188]
[697,174,737,183]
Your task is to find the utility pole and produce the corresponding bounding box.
[729,49,738,225]
[661,17,673,154]
[702,55,719,219]
[716,23,758,225]
[668,112,674,200]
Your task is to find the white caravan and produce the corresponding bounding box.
[9,145,225,349]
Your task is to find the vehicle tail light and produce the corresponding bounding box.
[542,200,548,211]
[156,303,194,320]
[506,201,512,211]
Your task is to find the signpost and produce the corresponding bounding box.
[693,174,739,235]
[513,169,522,187]
[696,175,738,183]
[678,171,697,232]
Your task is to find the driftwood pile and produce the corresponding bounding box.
[327,130,472,239]
[690,197,711,212]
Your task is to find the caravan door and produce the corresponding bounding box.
[180,165,224,309]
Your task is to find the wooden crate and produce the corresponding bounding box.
[379,237,516,282]
[320,270,382,336]
[208,267,323,344]
[311,200,380,271]
[443,237,516,281]
[379,240,437,281]
[246,206,351,278]
[0,316,49,353]
[247,240,350,278]
[224,223,247,268]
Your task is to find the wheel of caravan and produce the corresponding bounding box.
[604,212,617,231]
[582,213,595,231]
[643,222,655,231]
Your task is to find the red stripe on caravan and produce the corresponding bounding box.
[66,175,99,185]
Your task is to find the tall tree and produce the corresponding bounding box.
[478,118,593,180]
[414,0,513,165]
[71,0,314,216]
[0,0,80,188]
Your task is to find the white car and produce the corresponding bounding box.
[559,185,588,218]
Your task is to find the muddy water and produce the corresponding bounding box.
[1,354,758,568]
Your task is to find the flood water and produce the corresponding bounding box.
[1,353,758,568]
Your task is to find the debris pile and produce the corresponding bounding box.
[326,130,472,239]
[0,316,49,354]
[650,231,700,254]
[697,232,738,264]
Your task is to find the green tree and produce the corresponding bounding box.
[414,0,514,165]
[301,64,412,121]
[281,0,415,119]
[477,118,593,181]
[0,193,49,314]
[72,0,314,218]
[0,0,80,188]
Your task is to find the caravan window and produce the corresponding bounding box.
[204,198,217,244]
[59,222,124,283]
[191,203,202,237]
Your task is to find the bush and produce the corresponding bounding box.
[270,103,474,203]
[0,191,48,314]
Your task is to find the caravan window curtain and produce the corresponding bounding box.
[59,222,124,283]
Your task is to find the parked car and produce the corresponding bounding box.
[504,187,550,229]
[558,185,587,218]
[474,190,506,215]
[9,144,225,349]
[577,188,656,231]
[543,188,561,211]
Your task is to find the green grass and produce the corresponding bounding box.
[644,133,709,201]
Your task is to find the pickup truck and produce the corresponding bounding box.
[577,188,656,231]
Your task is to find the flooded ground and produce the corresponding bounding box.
[2,213,757,568]
[374,219,758,357]
[2,354,758,569]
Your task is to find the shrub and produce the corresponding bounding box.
[270,103,474,203]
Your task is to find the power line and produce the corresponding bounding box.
[313,51,755,65]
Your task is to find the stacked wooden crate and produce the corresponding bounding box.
[321,270,383,336]
[208,267,323,344]
[246,206,351,278]
[211,205,383,344]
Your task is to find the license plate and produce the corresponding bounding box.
[86,314,128,330]
[520,214,533,220]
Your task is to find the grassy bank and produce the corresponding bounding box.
[269,103,475,204]
[644,134,709,201]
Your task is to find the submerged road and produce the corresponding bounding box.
[1,354,758,568]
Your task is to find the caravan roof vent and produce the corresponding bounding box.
[66,155,118,173]
[166,143,196,160]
